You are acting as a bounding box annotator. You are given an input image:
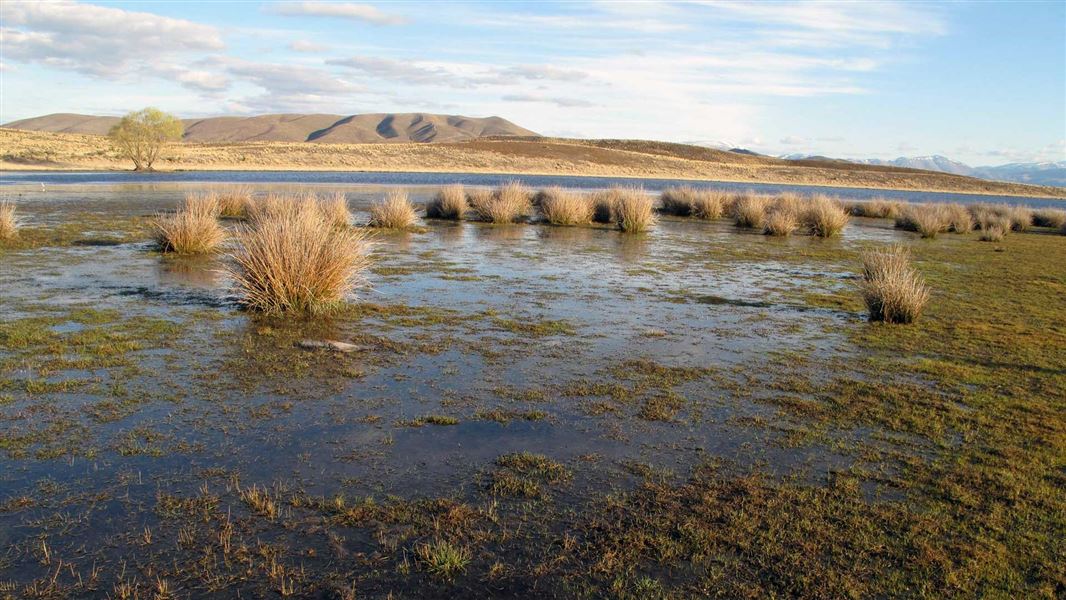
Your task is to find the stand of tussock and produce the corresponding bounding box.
[0,200,19,241]
[228,197,371,316]
[591,190,618,223]
[1032,208,1066,229]
[426,185,467,220]
[217,185,254,218]
[613,188,655,233]
[896,204,950,239]
[369,190,418,229]
[763,207,799,236]
[471,181,531,223]
[660,187,699,216]
[979,224,1007,242]
[691,189,729,219]
[848,198,905,219]
[732,192,768,229]
[860,244,930,324]
[152,193,225,254]
[538,187,594,225]
[940,203,974,233]
[803,194,849,237]
[318,192,351,229]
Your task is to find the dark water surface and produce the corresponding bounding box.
[3,169,1063,208]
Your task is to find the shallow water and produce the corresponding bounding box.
[3,169,1063,207]
[0,184,915,594]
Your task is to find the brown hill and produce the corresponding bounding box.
[2,112,538,144]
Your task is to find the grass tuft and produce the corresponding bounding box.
[691,189,729,220]
[471,181,531,223]
[732,193,768,229]
[0,200,20,241]
[217,185,253,218]
[538,187,594,225]
[763,208,800,236]
[660,187,698,216]
[859,244,930,324]
[152,194,225,254]
[847,198,905,219]
[318,192,351,229]
[228,196,371,315]
[426,184,467,220]
[1032,208,1066,229]
[895,204,950,239]
[368,190,418,229]
[803,194,849,237]
[591,190,618,223]
[613,188,655,233]
[416,539,470,579]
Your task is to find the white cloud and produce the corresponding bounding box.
[289,40,330,53]
[272,2,408,26]
[501,94,597,108]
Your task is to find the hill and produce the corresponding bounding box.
[1,112,537,144]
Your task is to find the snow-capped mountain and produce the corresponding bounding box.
[779,153,1066,187]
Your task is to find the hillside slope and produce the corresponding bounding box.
[2,112,538,143]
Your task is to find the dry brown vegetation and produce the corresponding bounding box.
[471,181,531,223]
[216,185,253,218]
[896,204,951,239]
[763,207,800,236]
[733,193,768,229]
[802,195,849,237]
[152,193,225,254]
[860,245,930,323]
[0,200,19,241]
[426,184,467,220]
[1032,208,1066,229]
[228,195,371,315]
[846,198,906,219]
[5,128,1064,198]
[319,192,351,229]
[369,191,418,229]
[613,188,655,233]
[538,187,594,226]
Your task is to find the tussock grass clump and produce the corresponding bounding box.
[860,245,930,324]
[152,194,225,254]
[691,189,729,220]
[416,539,470,579]
[228,199,371,316]
[538,187,594,225]
[941,203,974,233]
[217,185,253,218]
[318,192,351,229]
[763,208,799,236]
[472,181,531,223]
[426,184,467,220]
[590,190,618,223]
[848,198,905,219]
[1032,208,1066,229]
[896,204,950,239]
[732,193,768,229]
[368,191,418,229]
[660,186,699,216]
[613,188,655,233]
[803,195,849,237]
[1005,205,1033,231]
[979,224,1007,242]
[0,200,19,241]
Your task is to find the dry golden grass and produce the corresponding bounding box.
[803,194,849,237]
[979,224,1007,242]
[732,193,768,229]
[217,185,253,218]
[896,204,950,239]
[860,245,930,324]
[426,184,467,220]
[471,181,531,223]
[763,208,800,236]
[613,188,655,233]
[1005,205,1033,231]
[0,200,19,241]
[1032,208,1066,229]
[318,192,351,229]
[940,203,974,233]
[691,189,729,220]
[660,186,699,216]
[590,190,618,223]
[538,187,594,225]
[368,190,418,229]
[152,196,226,254]
[228,198,371,315]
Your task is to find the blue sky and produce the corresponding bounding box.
[2,1,1063,165]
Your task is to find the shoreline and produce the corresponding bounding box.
[3,163,1065,200]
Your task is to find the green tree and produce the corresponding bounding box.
[108,108,184,171]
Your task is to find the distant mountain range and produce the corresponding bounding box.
[1,112,537,144]
[779,153,1066,187]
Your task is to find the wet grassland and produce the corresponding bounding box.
[0,186,1064,598]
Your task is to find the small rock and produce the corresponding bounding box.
[296,340,366,353]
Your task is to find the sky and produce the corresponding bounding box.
[1,0,1064,166]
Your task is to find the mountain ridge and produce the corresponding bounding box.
[780,153,1066,187]
[1,112,538,144]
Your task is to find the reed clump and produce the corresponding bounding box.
[368,190,418,229]
[803,194,849,237]
[732,193,768,229]
[217,185,253,218]
[538,187,594,225]
[426,184,468,220]
[152,193,225,254]
[613,188,655,233]
[860,245,930,324]
[471,181,531,224]
[228,198,371,316]
[0,200,19,241]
